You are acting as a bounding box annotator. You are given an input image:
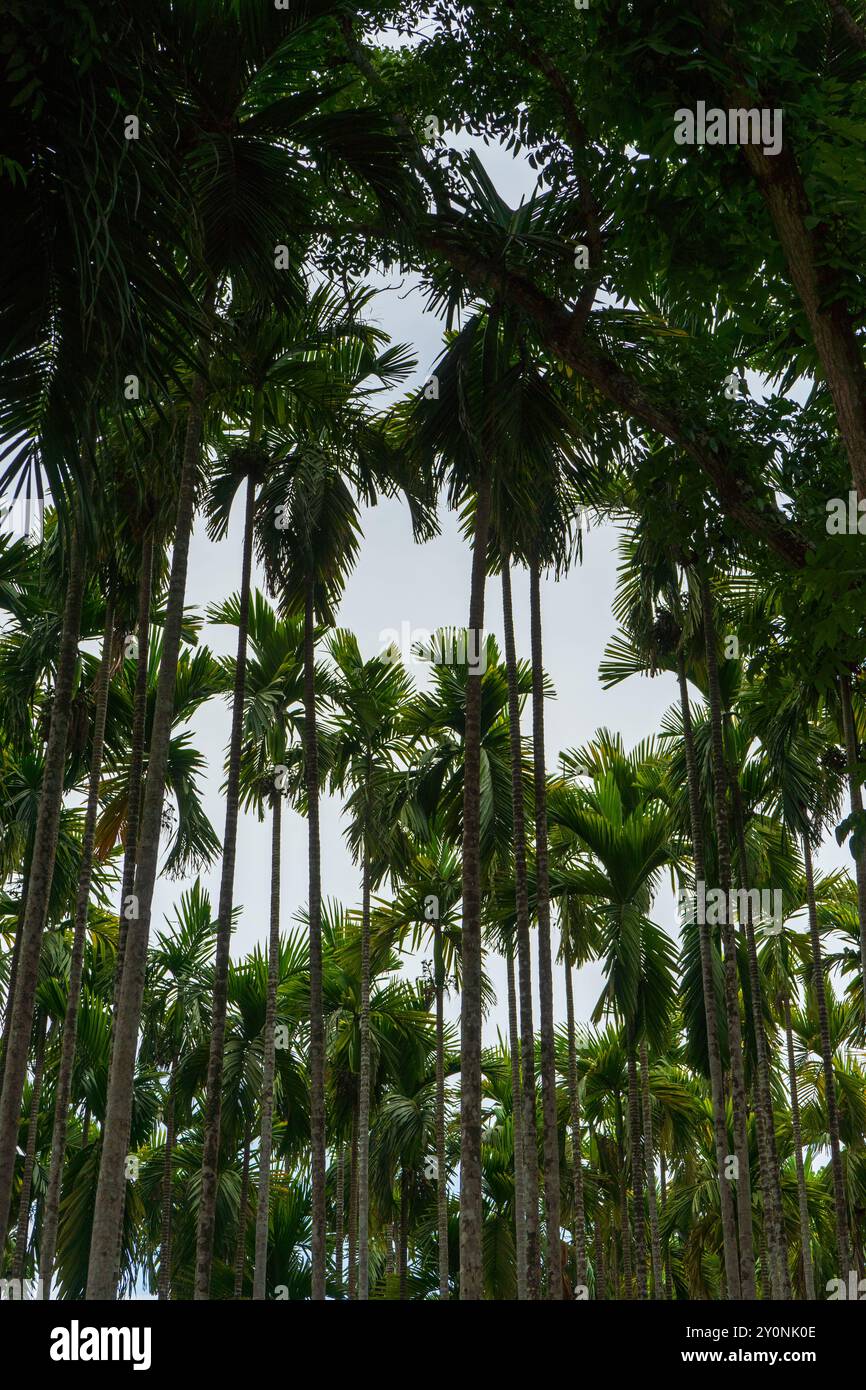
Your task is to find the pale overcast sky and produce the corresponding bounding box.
[149,135,850,1042]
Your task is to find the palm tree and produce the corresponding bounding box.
[194,286,380,1295]
[140,881,216,1300]
[85,0,408,1293]
[550,733,682,1296]
[327,629,415,1300]
[371,834,464,1298]
[39,589,117,1292]
[209,591,308,1301]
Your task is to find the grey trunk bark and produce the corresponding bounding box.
[253,791,282,1300]
[40,593,116,1294]
[195,475,257,1298]
[528,558,562,1299]
[802,827,852,1273]
[500,556,541,1297]
[0,539,86,1252]
[304,577,326,1301]
[699,576,756,1298]
[86,372,207,1299]
[783,993,815,1300]
[458,468,491,1300]
[676,651,741,1295]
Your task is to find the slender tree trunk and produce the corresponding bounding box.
[10,1014,47,1279]
[614,1095,633,1297]
[434,918,450,1300]
[611,1202,621,1295]
[40,594,115,1295]
[528,557,562,1299]
[638,1038,664,1298]
[802,827,852,1273]
[399,1165,409,1300]
[112,533,154,1025]
[157,1063,177,1301]
[839,674,866,1027]
[335,1144,345,1299]
[233,1132,251,1299]
[303,575,326,1301]
[253,791,282,1300]
[458,468,492,1301]
[698,577,756,1298]
[783,993,815,1300]
[0,539,85,1251]
[563,958,587,1291]
[87,373,208,1300]
[357,783,373,1301]
[676,650,741,1296]
[660,1151,671,1297]
[347,1110,358,1300]
[505,948,527,1299]
[0,877,27,1087]
[729,777,790,1298]
[195,476,257,1298]
[593,1185,606,1300]
[626,1028,648,1299]
[500,556,541,1297]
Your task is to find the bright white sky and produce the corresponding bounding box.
[145,134,850,1041]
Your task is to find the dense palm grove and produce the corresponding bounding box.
[3,0,866,1303]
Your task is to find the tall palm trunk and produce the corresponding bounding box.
[0,867,28,1086]
[802,827,852,1272]
[0,537,85,1252]
[157,1062,177,1301]
[195,473,257,1298]
[839,674,866,1026]
[676,651,741,1295]
[563,958,587,1291]
[625,1027,648,1298]
[458,467,492,1300]
[660,1151,671,1297]
[528,557,562,1299]
[593,1182,607,1299]
[614,1093,633,1296]
[253,790,282,1300]
[112,533,154,1022]
[699,575,757,1298]
[357,817,373,1301]
[729,777,790,1298]
[783,991,815,1299]
[398,1165,409,1300]
[500,556,541,1297]
[303,574,326,1301]
[40,594,116,1294]
[86,375,207,1299]
[10,1013,47,1278]
[233,1131,252,1299]
[335,1144,345,1298]
[505,947,527,1299]
[347,1109,358,1299]
[638,1038,664,1298]
[434,917,450,1299]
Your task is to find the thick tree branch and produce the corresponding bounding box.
[827,0,866,51]
[697,2,866,502]
[419,226,808,568]
[501,1,605,337]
